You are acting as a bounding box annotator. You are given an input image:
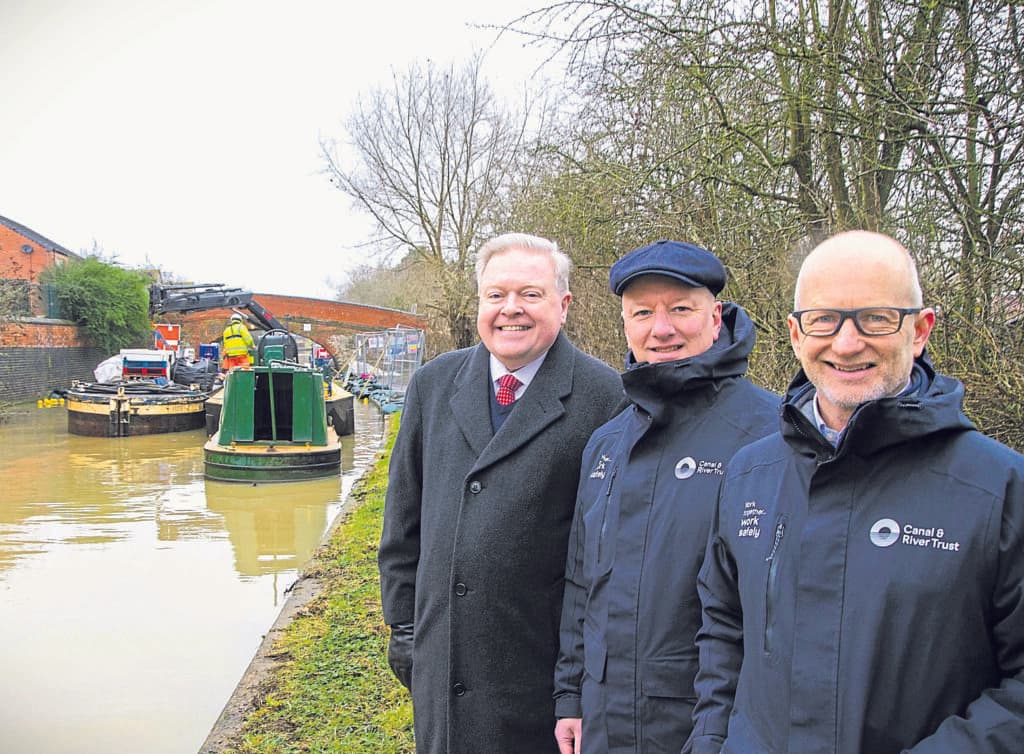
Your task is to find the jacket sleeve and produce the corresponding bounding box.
[904,471,1024,754]
[684,494,744,754]
[553,472,590,719]
[377,371,425,626]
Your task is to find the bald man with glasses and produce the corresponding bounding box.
[685,230,1024,754]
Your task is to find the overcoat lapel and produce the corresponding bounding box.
[449,335,575,471]
[460,331,573,473]
[449,343,495,458]
[477,378,567,471]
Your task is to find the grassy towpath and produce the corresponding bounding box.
[222,417,415,753]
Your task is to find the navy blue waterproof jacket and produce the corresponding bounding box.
[687,356,1024,754]
[553,304,778,754]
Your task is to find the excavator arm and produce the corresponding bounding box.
[149,283,339,373]
[148,283,287,331]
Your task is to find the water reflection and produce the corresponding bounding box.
[0,400,386,754]
[0,408,212,571]
[205,477,339,578]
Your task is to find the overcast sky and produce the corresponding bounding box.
[0,0,554,300]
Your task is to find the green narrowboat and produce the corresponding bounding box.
[203,361,342,483]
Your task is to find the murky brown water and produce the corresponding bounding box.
[0,399,386,754]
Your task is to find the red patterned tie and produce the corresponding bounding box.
[496,373,522,406]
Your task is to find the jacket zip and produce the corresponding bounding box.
[597,468,617,564]
[763,517,787,655]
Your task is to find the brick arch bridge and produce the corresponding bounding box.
[163,293,428,361]
[0,294,427,403]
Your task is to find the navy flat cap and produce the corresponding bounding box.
[609,240,727,296]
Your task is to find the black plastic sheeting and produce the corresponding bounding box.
[170,358,220,391]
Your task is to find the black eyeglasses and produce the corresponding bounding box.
[791,307,922,337]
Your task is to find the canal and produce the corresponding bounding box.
[0,399,386,754]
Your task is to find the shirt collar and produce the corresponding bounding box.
[489,350,548,396]
[811,395,842,447]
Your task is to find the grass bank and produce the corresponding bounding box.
[224,416,415,753]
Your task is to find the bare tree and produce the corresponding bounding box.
[510,1,963,236]
[503,0,1024,446]
[321,54,534,349]
[904,2,1024,317]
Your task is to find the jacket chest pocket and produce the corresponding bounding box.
[762,516,787,656]
[583,467,618,577]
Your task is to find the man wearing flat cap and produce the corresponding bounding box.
[553,240,778,754]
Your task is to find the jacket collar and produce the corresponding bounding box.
[449,332,574,470]
[781,352,976,458]
[621,302,755,427]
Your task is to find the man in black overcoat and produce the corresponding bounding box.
[379,232,623,753]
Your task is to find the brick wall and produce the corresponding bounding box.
[0,344,108,402]
[0,319,102,402]
[0,319,84,347]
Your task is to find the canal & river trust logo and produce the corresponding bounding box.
[869,517,962,552]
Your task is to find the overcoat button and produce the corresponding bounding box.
[469,481,482,493]
[454,583,467,596]
[453,682,466,696]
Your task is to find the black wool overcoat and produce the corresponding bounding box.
[379,331,623,754]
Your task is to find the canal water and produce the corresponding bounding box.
[0,399,386,754]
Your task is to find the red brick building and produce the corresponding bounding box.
[0,214,81,318]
